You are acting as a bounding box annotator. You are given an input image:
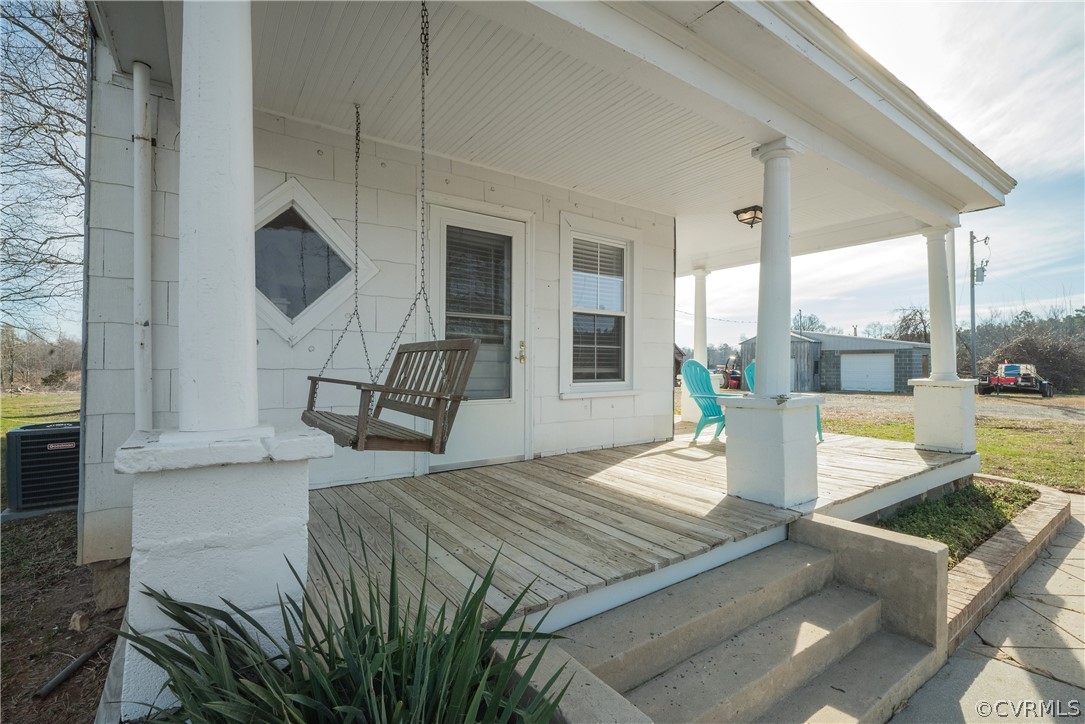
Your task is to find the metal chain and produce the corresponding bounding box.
[320,104,371,384]
[418,0,439,345]
[317,1,440,403]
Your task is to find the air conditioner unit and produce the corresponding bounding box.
[5,422,80,511]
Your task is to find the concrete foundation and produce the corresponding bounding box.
[88,558,130,612]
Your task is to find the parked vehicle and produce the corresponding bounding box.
[978,363,1054,397]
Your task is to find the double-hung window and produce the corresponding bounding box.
[560,212,638,395]
[572,239,626,382]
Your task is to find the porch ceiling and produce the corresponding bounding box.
[92,1,1013,276]
[248,2,923,274]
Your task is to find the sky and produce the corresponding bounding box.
[675,1,1085,349]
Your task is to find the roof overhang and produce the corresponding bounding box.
[85,1,1015,277]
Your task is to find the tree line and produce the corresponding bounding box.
[1,323,81,390]
[684,305,1085,393]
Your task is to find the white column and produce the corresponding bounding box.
[723,137,820,509]
[945,228,957,333]
[925,230,957,381]
[911,228,977,454]
[693,268,708,365]
[132,62,154,431]
[116,3,336,717]
[752,138,800,397]
[177,0,258,432]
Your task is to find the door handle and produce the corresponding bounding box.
[517,340,526,364]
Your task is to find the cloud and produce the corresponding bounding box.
[676,3,1084,348]
[816,1,1085,179]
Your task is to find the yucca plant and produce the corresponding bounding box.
[120,521,568,723]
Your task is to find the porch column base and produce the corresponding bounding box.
[724,394,822,509]
[910,379,978,454]
[114,429,333,720]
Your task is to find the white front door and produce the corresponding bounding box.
[429,206,528,470]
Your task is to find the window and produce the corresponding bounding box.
[560,212,639,395]
[255,207,350,320]
[445,225,512,400]
[572,240,625,381]
[253,178,377,345]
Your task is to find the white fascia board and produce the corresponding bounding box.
[86,2,123,70]
[742,2,1015,201]
[163,0,182,122]
[504,1,962,226]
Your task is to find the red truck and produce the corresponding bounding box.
[978,363,1055,397]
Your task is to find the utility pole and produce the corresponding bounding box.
[969,231,990,378]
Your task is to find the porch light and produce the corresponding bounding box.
[733,205,763,228]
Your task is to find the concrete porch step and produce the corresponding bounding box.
[557,541,834,692]
[625,584,881,724]
[756,630,938,724]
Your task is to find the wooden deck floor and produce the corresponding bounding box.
[307,432,971,627]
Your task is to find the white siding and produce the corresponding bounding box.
[82,99,676,564]
[81,43,179,565]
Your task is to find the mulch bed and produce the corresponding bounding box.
[1,510,123,723]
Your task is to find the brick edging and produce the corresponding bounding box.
[946,477,1071,653]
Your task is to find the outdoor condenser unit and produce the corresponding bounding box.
[5,422,80,511]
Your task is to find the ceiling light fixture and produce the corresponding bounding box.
[733,205,763,228]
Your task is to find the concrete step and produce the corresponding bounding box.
[557,541,834,692]
[625,584,881,724]
[756,630,939,724]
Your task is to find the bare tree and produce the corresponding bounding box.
[862,321,893,339]
[1,322,82,389]
[890,306,930,343]
[1,0,88,337]
[792,311,843,335]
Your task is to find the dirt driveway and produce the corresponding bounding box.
[819,391,1084,424]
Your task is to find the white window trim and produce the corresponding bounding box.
[559,212,641,398]
[253,177,378,346]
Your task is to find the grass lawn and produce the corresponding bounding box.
[1,391,81,434]
[824,416,1085,493]
[1,391,81,511]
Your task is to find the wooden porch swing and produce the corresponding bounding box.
[301,1,479,454]
[302,338,479,453]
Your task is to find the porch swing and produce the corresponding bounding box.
[301,1,480,454]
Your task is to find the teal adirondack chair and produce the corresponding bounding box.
[682,359,728,440]
[744,362,824,442]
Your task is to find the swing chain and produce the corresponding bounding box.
[418,0,439,345]
[318,104,373,383]
[317,0,441,401]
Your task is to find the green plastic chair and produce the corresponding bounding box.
[744,361,824,442]
[682,359,728,440]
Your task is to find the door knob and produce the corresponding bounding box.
[517,340,526,364]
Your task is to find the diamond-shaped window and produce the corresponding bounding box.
[256,207,350,319]
[254,178,378,346]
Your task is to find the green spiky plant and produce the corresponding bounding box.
[119,521,568,723]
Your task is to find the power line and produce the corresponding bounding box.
[675,309,755,324]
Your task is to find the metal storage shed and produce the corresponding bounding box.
[740,331,930,393]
